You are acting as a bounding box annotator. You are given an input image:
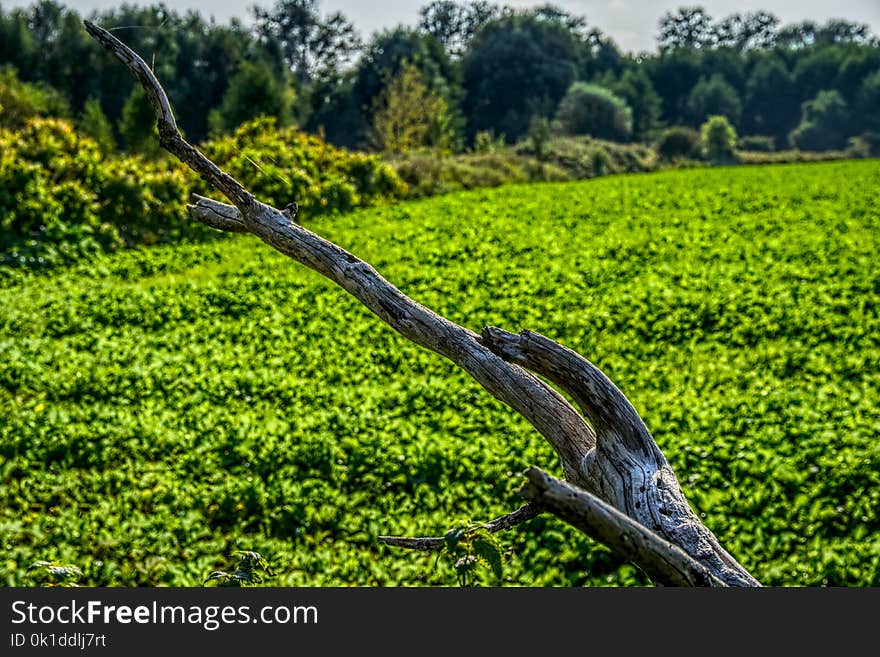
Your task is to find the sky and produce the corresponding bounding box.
[7,0,880,53]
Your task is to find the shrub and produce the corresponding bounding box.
[0,67,69,130]
[0,118,195,270]
[590,147,611,176]
[201,117,407,215]
[846,136,871,159]
[554,82,633,142]
[78,97,116,155]
[370,62,455,155]
[655,126,700,161]
[700,115,738,163]
[0,117,408,270]
[857,131,880,157]
[526,116,552,161]
[473,130,505,153]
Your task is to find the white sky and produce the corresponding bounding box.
[7,0,880,53]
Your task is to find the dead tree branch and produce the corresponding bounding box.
[520,467,726,587]
[378,504,541,551]
[482,328,759,587]
[85,20,759,587]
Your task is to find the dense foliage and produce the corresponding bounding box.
[0,118,193,269]
[0,117,405,270]
[554,82,633,141]
[2,1,877,154]
[2,161,879,586]
[201,117,406,212]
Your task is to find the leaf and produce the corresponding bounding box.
[470,530,504,582]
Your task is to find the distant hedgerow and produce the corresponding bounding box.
[0,117,407,271]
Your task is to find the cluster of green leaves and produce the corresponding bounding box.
[204,551,275,587]
[0,66,69,130]
[0,118,195,270]
[27,560,83,586]
[0,117,407,272]
[2,161,879,586]
[441,523,504,586]
[201,117,407,213]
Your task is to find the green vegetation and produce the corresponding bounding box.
[390,135,655,198]
[0,117,405,270]
[655,126,700,161]
[554,82,633,142]
[370,62,454,154]
[700,115,737,163]
[0,66,69,129]
[3,1,879,156]
[3,161,879,586]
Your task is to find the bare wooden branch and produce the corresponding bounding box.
[84,19,594,483]
[482,326,660,460]
[83,20,258,213]
[484,328,760,587]
[188,194,248,233]
[520,467,726,587]
[378,504,541,551]
[85,22,761,587]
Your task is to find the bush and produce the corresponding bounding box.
[846,136,872,159]
[391,135,656,198]
[590,147,611,176]
[390,151,568,197]
[0,117,408,271]
[738,136,775,152]
[0,67,69,130]
[655,127,700,161]
[737,150,850,165]
[201,117,407,215]
[526,116,552,161]
[473,130,505,153]
[370,62,455,154]
[700,115,738,163]
[0,118,194,270]
[554,82,633,142]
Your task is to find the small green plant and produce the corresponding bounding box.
[204,551,276,587]
[473,130,506,154]
[526,116,553,161]
[439,523,504,587]
[655,126,700,161]
[700,115,738,164]
[28,561,83,587]
[590,146,612,176]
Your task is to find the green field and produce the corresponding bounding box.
[2,160,879,586]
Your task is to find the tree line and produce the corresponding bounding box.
[1,0,878,154]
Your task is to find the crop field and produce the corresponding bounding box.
[2,160,879,586]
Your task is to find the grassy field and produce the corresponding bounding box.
[2,160,879,586]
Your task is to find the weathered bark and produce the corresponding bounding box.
[519,467,726,587]
[85,20,760,587]
[482,328,759,587]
